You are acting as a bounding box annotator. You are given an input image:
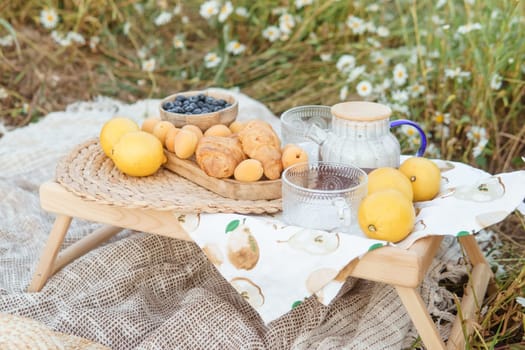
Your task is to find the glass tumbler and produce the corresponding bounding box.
[280,105,332,163]
[281,161,368,233]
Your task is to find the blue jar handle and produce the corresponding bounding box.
[389,119,427,157]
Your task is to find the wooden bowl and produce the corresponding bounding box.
[159,90,238,131]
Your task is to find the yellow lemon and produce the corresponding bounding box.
[399,157,441,202]
[111,131,167,177]
[367,167,413,201]
[358,189,416,242]
[99,117,139,158]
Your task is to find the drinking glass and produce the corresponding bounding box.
[281,161,368,233]
[280,105,332,163]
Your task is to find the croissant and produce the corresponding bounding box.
[238,120,282,180]
[195,136,246,178]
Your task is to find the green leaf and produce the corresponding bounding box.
[456,231,470,237]
[368,243,384,252]
[291,300,303,309]
[225,219,240,233]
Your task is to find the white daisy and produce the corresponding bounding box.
[400,124,418,138]
[272,7,288,16]
[218,1,233,22]
[347,65,366,83]
[393,63,408,86]
[391,89,409,103]
[339,85,349,101]
[346,16,366,35]
[356,81,373,97]
[436,0,446,9]
[366,3,380,12]
[67,31,85,45]
[433,112,450,125]
[89,36,100,50]
[173,36,185,49]
[262,26,281,42]
[409,83,425,97]
[154,11,172,26]
[123,22,131,35]
[444,67,471,81]
[173,4,182,15]
[235,7,248,17]
[490,73,503,90]
[279,13,296,34]
[365,21,376,33]
[182,16,189,24]
[295,0,313,9]
[457,22,482,35]
[336,54,356,73]
[367,37,381,48]
[0,87,8,99]
[51,31,71,46]
[204,52,221,68]
[374,78,392,94]
[40,8,59,29]
[320,53,332,62]
[200,0,219,19]
[137,47,148,59]
[370,51,388,68]
[0,35,14,47]
[431,15,444,25]
[467,126,487,142]
[376,26,390,37]
[142,58,156,72]
[472,137,488,158]
[226,40,246,55]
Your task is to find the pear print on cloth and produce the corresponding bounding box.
[230,277,265,308]
[279,229,340,255]
[177,213,201,232]
[226,219,260,270]
[454,176,505,202]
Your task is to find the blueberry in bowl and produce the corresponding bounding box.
[159,90,238,131]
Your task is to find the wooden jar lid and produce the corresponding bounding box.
[331,101,392,121]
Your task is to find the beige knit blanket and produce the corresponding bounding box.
[0,93,473,349]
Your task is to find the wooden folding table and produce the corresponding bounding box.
[29,181,492,350]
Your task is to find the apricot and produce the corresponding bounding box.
[181,124,203,140]
[229,121,246,134]
[165,127,181,153]
[152,121,176,144]
[174,129,199,159]
[204,124,232,137]
[141,117,161,133]
[234,159,264,182]
[282,144,308,169]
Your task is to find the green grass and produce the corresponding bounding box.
[0,0,524,347]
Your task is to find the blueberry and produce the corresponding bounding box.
[188,102,197,110]
[182,100,189,105]
[193,108,202,114]
[197,94,206,101]
[173,101,182,106]
[213,106,222,112]
[224,103,231,108]
[205,97,215,104]
[217,99,227,105]
[184,105,193,112]
[163,101,174,110]
[189,95,199,103]
[201,108,209,113]
[174,107,185,113]
[175,95,186,102]
[185,111,192,115]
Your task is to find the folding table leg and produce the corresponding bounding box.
[28,215,72,292]
[446,235,492,350]
[395,286,446,350]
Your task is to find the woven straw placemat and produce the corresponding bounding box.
[55,139,282,214]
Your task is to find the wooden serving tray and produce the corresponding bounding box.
[164,151,282,201]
